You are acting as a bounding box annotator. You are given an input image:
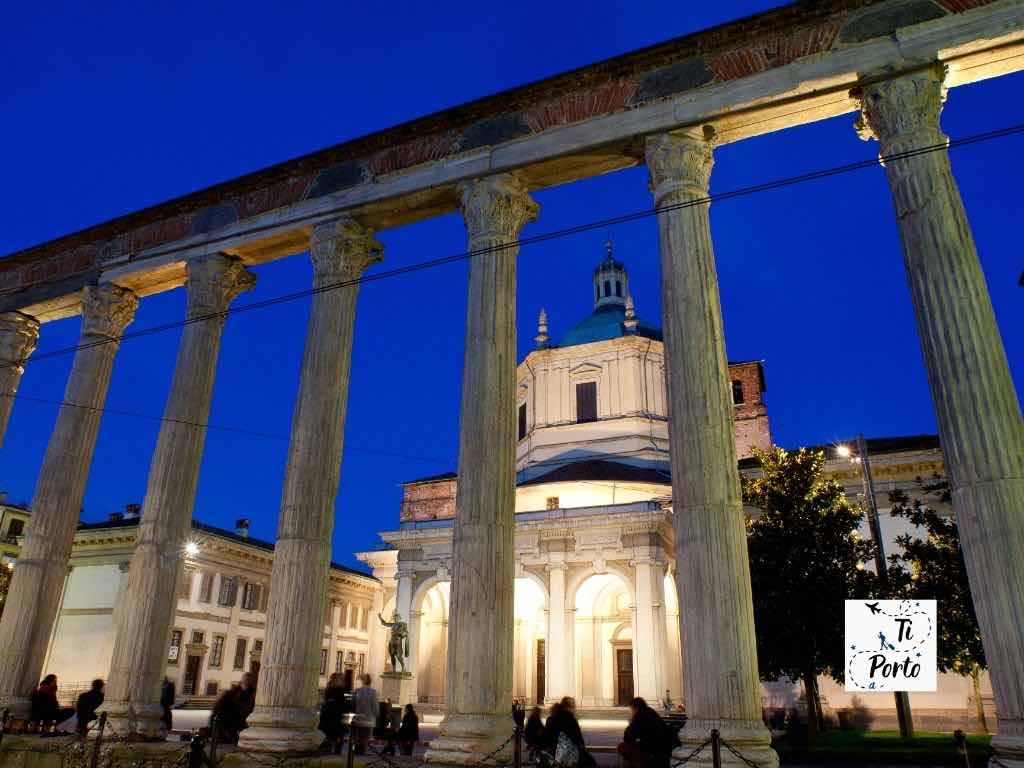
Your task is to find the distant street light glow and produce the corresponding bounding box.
[184,541,200,558]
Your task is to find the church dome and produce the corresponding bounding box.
[555,241,661,347]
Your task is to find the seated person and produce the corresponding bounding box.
[618,697,675,768]
[75,679,105,735]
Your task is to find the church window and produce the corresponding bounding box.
[198,572,213,603]
[546,497,560,510]
[615,281,622,297]
[518,403,527,440]
[209,635,225,668]
[218,576,238,606]
[576,381,597,423]
[731,380,745,405]
[604,280,611,297]
[234,638,248,670]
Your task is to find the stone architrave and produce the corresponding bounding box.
[0,312,40,448]
[425,174,537,766]
[855,65,1024,767]
[646,129,777,768]
[103,254,255,738]
[0,284,137,717]
[239,217,382,753]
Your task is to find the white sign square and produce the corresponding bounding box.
[845,600,937,692]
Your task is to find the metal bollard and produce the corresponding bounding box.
[89,712,107,768]
[514,725,522,768]
[189,732,206,768]
[0,707,8,748]
[954,729,971,768]
[209,715,219,766]
[347,728,356,768]
[710,729,721,768]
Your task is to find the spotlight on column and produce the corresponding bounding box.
[184,541,200,558]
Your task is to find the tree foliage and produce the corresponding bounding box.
[743,447,877,734]
[886,476,986,676]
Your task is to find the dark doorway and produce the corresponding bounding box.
[615,648,634,706]
[536,639,546,704]
[183,656,202,696]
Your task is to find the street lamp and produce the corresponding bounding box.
[838,433,915,738]
[184,541,200,558]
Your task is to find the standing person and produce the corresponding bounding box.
[319,673,346,754]
[524,706,545,756]
[160,678,176,733]
[237,672,256,732]
[211,684,245,744]
[617,697,674,768]
[352,673,379,755]
[75,679,105,735]
[542,697,594,768]
[397,704,419,756]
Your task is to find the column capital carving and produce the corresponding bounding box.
[645,126,716,204]
[853,64,947,154]
[309,217,383,285]
[185,254,256,319]
[0,312,40,370]
[81,284,138,340]
[458,173,538,242]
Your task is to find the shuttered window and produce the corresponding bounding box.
[518,403,527,440]
[576,382,597,423]
[218,576,238,606]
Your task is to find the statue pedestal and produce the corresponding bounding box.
[381,671,417,708]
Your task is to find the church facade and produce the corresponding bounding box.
[18,254,991,729]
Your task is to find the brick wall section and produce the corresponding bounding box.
[399,478,456,523]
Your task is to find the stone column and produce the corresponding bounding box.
[0,312,40,448]
[0,285,137,717]
[646,129,776,768]
[102,254,255,737]
[632,558,667,703]
[239,217,381,753]
[425,174,537,765]
[545,563,572,703]
[855,65,1024,766]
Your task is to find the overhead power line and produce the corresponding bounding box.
[3,120,1022,373]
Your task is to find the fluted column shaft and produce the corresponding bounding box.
[239,217,381,753]
[426,174,537,766]
[0,285,137,717]
[0,312,40,448]
[856,66,1024,764]
[103,255,255,737]
[646,129,776,768]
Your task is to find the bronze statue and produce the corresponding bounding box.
[379,611,409,673]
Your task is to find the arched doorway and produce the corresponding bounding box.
[417,581,449,704]
[513,576,547,704]
[573,572,633,707]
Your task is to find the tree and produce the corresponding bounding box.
[886,476,988,730]
[743,447,877,738]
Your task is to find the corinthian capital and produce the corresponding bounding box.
[853,64,947,153]
[309,217,384,285]
[458,174,538,243]
[645,126,717,205]
[185,254,256,319]
[0,312,40,370]
[81,284,138,340]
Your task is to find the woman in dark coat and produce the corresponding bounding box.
[618,697,674,768]
[541,697,594,768]
[397,704,420,755]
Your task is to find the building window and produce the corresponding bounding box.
[178,570,194,600]
[320,648,328,676]
[731,379,745,405]
[218,576,238,607]
[517,403,527,441]
[191,630,205,645]
[603,280,611,297]
[242,582,261,611]
[335,651,343,674]
[6,519,24,538]
[209,635,225,668]
[358,653,366,675]
[205,682,219,696]
[198,572,213,603]
[168,630,183,665]
[360,609,369,631]
[615,280,622,297]
[575,381,597,423]
[546,496,560,510]
[233,638,248,670]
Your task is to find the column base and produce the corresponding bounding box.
[992,732,1024,768]
[424,713,515,766]
[235,706,322,753]
[99,700,166,740]
[677,719,778,768]
[381,671,416,708]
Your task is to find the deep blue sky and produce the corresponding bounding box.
[1,2,1021,570]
